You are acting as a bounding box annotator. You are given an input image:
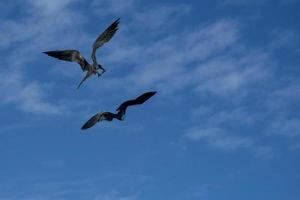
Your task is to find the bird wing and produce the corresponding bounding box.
[91,18,120,66]
[81,113,101,130]
[116,91,157,112]
[81,113,103,130]
[44,50,89,71]
[81,111,118,130]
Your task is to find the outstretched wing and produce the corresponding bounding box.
[81,112,115,130]
[81,113,101,130]
[116,91,157,112]
[44,50,89,71]
[91,18,120,65]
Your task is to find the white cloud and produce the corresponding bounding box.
[185,127,254,151]
[113,19,243,93]
[191,184,222,198]
[86,5,273,99]
[87,4,299,155]
[0,0,86,114]
[262,83,300,138]
[94,191,137,200]
[0,71,61,114]
[119,19,272,98]
[27,0,79,15]
[185,127,274,158]
[91,0,136,15]
[221,0,271,6]
[130,4,191,32]
[1,1,299,154]
[0,174,145,200]
[0,0,83,49]
[19,83,61,114]
[193,50,271,95]
[221,0,297,6]
[269,118,300,137]
[207,108,256,127]
[269,30,297,50]
[265,83,300,116]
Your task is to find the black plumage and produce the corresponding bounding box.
[81,91,157,130]
[43,50,89,71]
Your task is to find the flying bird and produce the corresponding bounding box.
[81,91,157,130]
[43,18,120,89]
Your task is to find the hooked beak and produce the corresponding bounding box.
[97,65,106,73]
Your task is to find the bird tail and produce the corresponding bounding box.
[77,72,92,89]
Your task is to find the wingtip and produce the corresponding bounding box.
[76,82,82,89]
[114,18,120,25]
[150,91,157,95]
[81,123,90,130]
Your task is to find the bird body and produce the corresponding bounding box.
[81,91,157,130]
[44,18,120,89]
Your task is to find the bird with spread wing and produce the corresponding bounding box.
[81,91,157,130]
[44,18,120,89]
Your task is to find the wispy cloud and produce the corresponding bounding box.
[102,19,243,94]
[129,4,191,33]
[91,0,137,15]
[48,1,300,153]
[221,0,298,6]
[0,71,61,114]
[185,127,274,158]
[0,0,86,115]
[185,127,254,151]
[220,0,271,6]
[0,174,146,200]
[269,29,298,50]
[27,0,79,16]
[1,0,299,154]
[269,118,300,137]
[94,191,138,200]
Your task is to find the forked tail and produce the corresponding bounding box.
[77,72,92,89]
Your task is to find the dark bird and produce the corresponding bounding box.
[43,18,120,89]
[81,91,157,130]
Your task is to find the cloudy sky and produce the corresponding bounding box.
[0,0,299,199]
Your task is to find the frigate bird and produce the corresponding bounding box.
[81,91,157,130]
[43,18,120,89]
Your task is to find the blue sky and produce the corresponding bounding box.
[0,0,299,199]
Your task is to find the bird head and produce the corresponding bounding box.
[97,64,106,73]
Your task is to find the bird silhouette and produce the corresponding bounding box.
[81,91,157,130]
[44,18,120,89]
